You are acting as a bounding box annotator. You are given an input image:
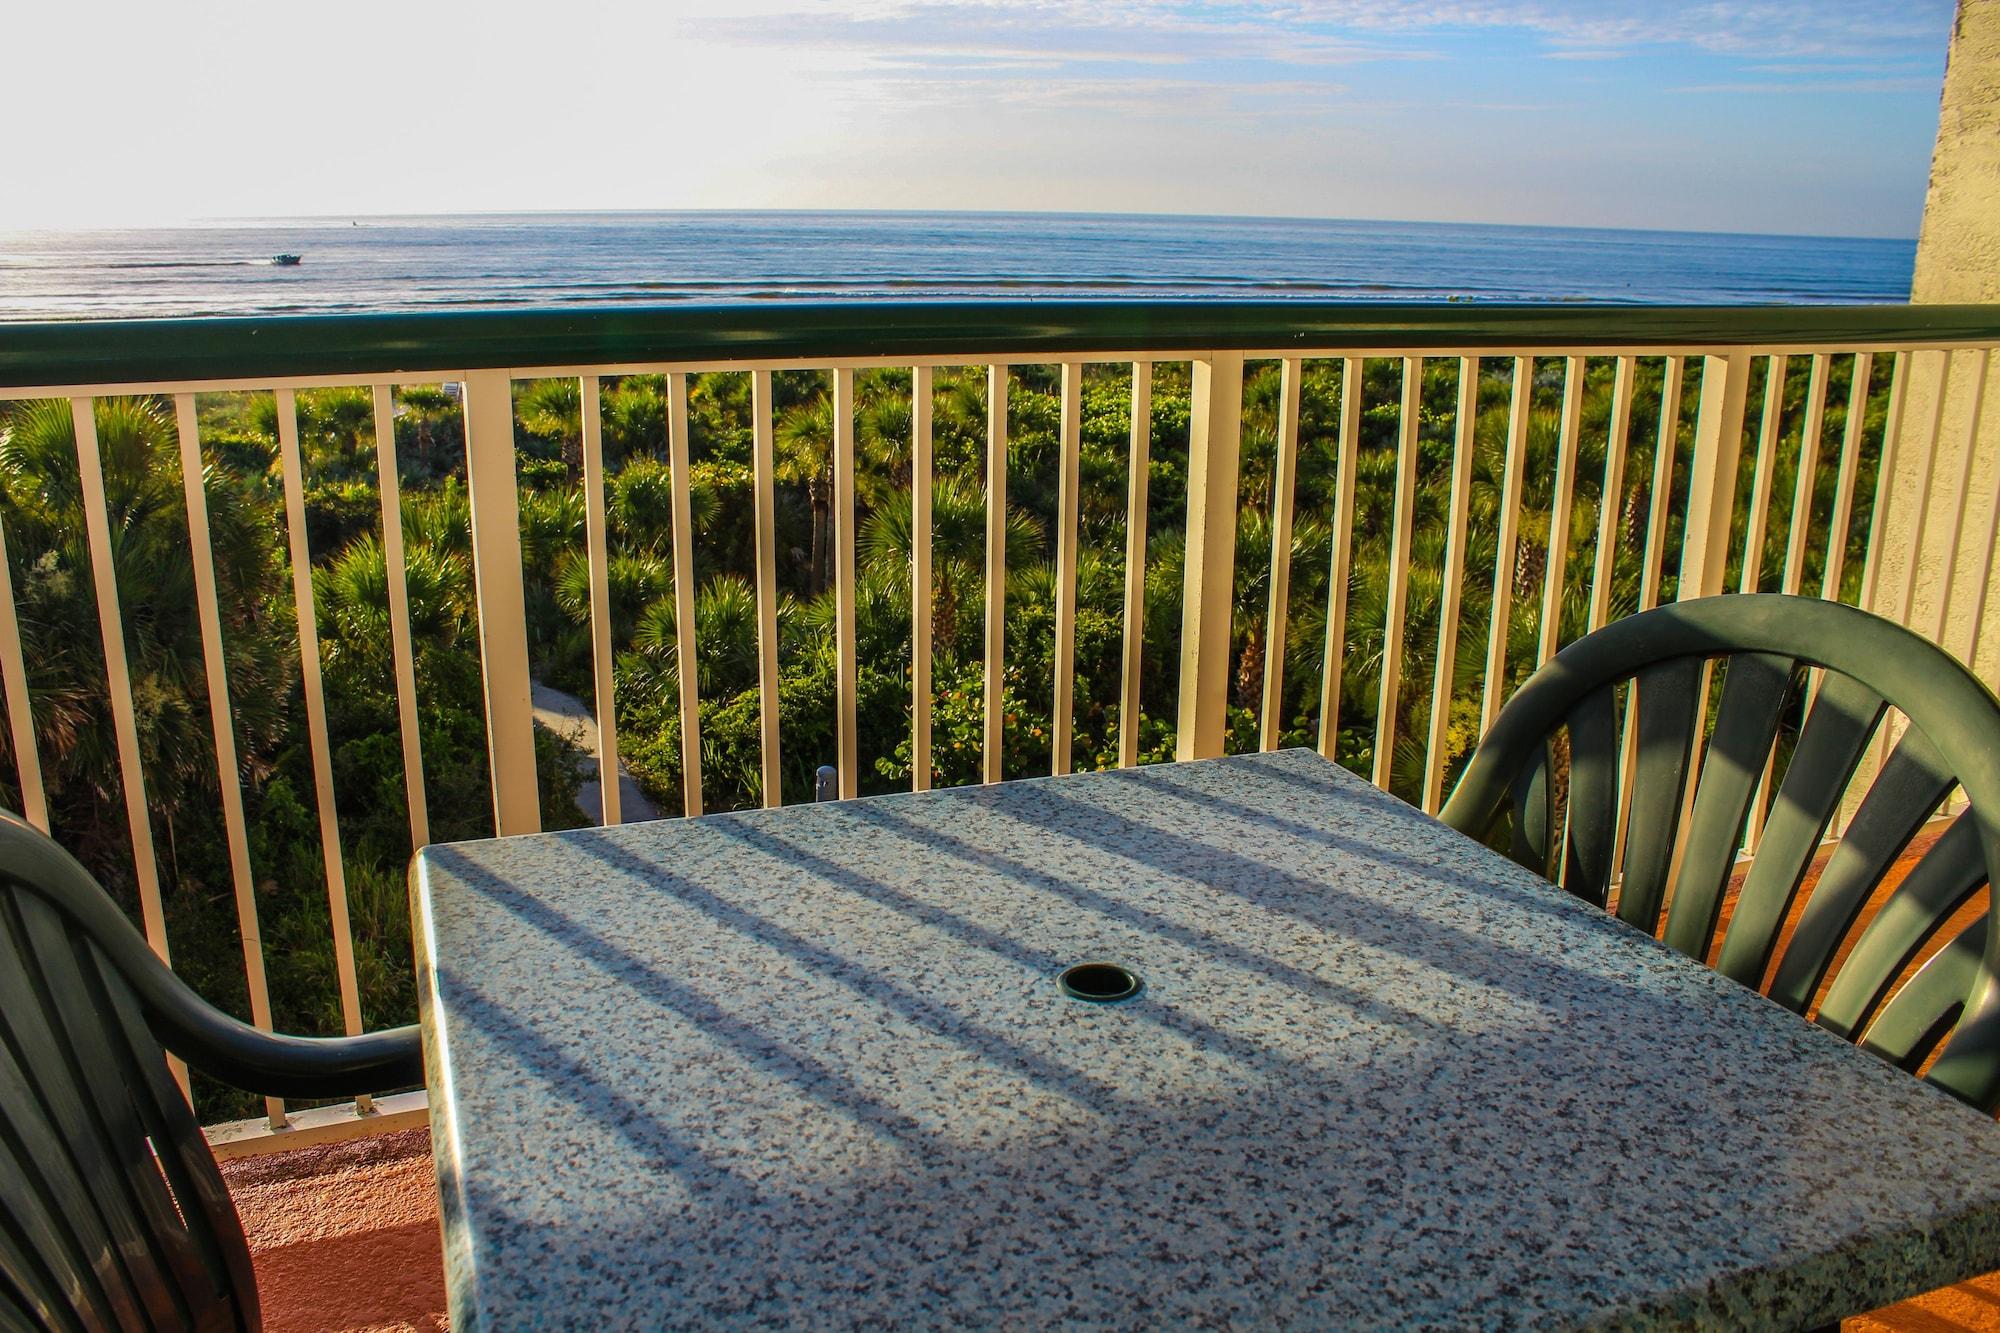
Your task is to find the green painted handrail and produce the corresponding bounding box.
[3,301,2000,390]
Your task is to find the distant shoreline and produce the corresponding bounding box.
[10,208,1921,249]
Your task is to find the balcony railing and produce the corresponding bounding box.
[1,301,1997,1148]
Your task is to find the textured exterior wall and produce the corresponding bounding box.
[1868,0,2000,687]
[1913,0,2000,307]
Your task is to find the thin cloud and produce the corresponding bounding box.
[1672,76,1941,95]
[1278,0,1951,60]
[688,4,1430,70]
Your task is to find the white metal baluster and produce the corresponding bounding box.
[174,394,286,1129]
[1959,362,2000,678]
[1852,352,1915,832]
[750,370,783,807]
[1259,357,1302,752]
[1780,355,1831,600]
[1856,353,1913,617]
[460,370,540,835]
[275,389,367,1046]
[1679,353,1753,602]
[1177,352,1246,762]
[1736,356,1788,597]
[1675,353,1756,892]
[1748,354,1830,852]
[1372,357,1421,791]
[1640,359,1687,615]
[834,368,859,798]
[1422,357,1480,814]
[1586,356,1637,635]
[0,510,45,832]
[1052,363,1083,776]
[911,366,934,791]
[72,397,169,960]
[666,373,704,816]
[1118,362,1151,769]
[580,376,622,825]
[371,385,428,848]
[1479,357,1533,735]
[983,365,1008,783]
[1820,353,1874,604]
[1611,358,1687,895]
[1537,356,1585,667]
[1886,350,1951,638]
[1929,349,1991,652]
[73,395,184,1092]
[1317,357,1363,759]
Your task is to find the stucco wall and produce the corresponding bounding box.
[1867,0,2000,688]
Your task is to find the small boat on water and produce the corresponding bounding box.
[271,253,303,266]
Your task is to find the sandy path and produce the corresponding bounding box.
[530,679,663,824]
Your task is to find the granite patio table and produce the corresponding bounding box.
[411,749,2000,1329]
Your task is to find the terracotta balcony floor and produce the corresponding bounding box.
[222,1128,447,1333]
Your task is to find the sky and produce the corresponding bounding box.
[0,0,1956,238]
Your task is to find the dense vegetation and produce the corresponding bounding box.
[0,351,1890,1119]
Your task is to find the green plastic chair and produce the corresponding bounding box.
[1439,593,2000,1114]
[0,809,422,1331]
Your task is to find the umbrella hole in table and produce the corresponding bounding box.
[1057,962,1144,1003]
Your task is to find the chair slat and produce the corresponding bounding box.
[1768,727,1956,1014]
[1439,595,2000,1112]
[1715,672,1887,986]
[0,1123,97,1333]
[1561,686,1620,907]
[0,896,155,1332]
[0,807,414,1331]
[17,892,210,1332]
[1509,742,1553,872]
[1861,915,1986,1074]
[0,1256,78,1333]
[1818,812,1987,1042]
[1661,653,1795,959]
[0,1280,56,1333]
[80,938,258,1330]
[1617,657,1704,931]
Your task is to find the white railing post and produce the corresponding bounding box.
[833,368,859,798]
[461,369,541,836]
[1176,351,1244,761]
[1318,357,1364,759]
[1678,353,1752,601]
[1258,357,1302,753]
[911,365,935,790]
[1052,362,1083,776]
[0,511,45,832]
[176,393,286,1129]
[71,398,169,963]
[579,375,622,826]
[1118,362,1152,768]
[982,366,1009,783]
[1372,357,1421,790]
[372,384,430,849]
[666,373,705,815]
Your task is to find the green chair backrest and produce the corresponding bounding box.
[0,811,423,1330]
[1439,594,2000,1114]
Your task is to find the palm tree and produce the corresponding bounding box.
[775,392,837,595]
[517,377,584,478]
[0,395,291,889]
[858,474,1043,658]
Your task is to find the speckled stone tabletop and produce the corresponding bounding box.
[412,750,2000,1331]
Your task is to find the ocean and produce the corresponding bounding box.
[0,210,1915,320]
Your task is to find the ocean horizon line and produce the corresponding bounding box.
[20,206,1918,249]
